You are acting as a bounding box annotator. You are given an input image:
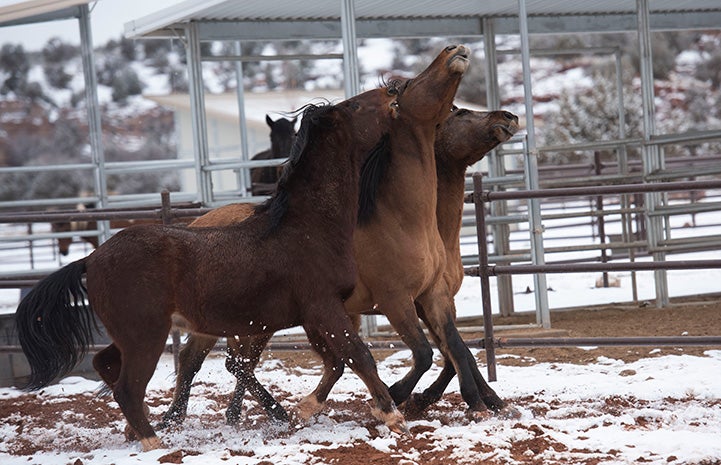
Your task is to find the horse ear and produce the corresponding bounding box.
[266,114,274,128]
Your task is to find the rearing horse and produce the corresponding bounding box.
[160,106,520,427]
[15,97,407,452]
[159,46,520,427]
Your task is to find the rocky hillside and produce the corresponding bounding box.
[1,32,720,200]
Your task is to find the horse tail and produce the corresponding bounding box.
[15,258,97,390]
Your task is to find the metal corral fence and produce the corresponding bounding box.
[468,173,721,381]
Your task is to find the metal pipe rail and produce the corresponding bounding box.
[2,334,719,356]
[471,173,721,383]
[472,179,721,203]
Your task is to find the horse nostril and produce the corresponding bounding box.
[445,45,457,52]
[503,111,517,122]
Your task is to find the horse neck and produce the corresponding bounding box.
[284,148,361,239]
[383,124,439,224]
[435,154,469,249]
[435,153,470,292]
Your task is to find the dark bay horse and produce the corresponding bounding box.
[160,106,520,427]
[15,93,408,451]
[249,115,296,195]
[164,46,518,423]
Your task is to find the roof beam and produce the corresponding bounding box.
[129,10,721,42]
[132,18,485,41]
[493,11,721,35]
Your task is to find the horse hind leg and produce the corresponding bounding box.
[93,344,121,395]
[158,333,218,428]
[111,331,170,451]
[224,333,288,424]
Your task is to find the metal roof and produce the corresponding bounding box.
[0,0,94,28]
[125,0,721,41]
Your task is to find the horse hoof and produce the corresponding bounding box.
[495,405,522,420]
[399,394,426,420]
[140,436,164,452]
[465,408,493,422]
[372,408,409,436]
[294,396,324,421]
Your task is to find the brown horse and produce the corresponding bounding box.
[15,97,406,451]
[249,115,296,195]
[160,106,519,427]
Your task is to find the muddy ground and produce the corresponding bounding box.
[2,296,720,464]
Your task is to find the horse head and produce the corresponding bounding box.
[266,114,297,159]
[436,108,519,166]
[393,44,470,126]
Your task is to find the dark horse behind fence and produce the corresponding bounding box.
[15,90,412,451]
[249,114,296,196]
[160,107,520,427]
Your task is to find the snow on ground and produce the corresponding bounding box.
[1,200,720,464]
[1,349,720,464]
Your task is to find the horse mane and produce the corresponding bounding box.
[358,133,392,226]
[255,102,336,232]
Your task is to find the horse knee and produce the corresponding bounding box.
[415,343,434,373]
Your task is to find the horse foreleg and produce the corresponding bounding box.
[295,327,345,421]
[420,304,516,418]
[416,289,490,419]
[304,305,408,435]
[378,298,435,406]
[225,333,288,424]
[402,360,455,418]
[462,343,519,418]
[159,333,217,428]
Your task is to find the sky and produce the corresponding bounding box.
[0,0,181,51]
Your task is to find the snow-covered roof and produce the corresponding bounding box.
[0,0,93,28]
[146,89,345,126]
[147,89,485,126]
[125,0,721,40]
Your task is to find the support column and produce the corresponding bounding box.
[234,41,251,196]
[340,0,360,98]
[186,22,212,205]
[518,0,550,328]
[78,4,108,243]
[636,0,669,307]
[483,17,515,317]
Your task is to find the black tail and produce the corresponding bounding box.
[15,259,96,390]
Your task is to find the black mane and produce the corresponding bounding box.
[358,133,391,225]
